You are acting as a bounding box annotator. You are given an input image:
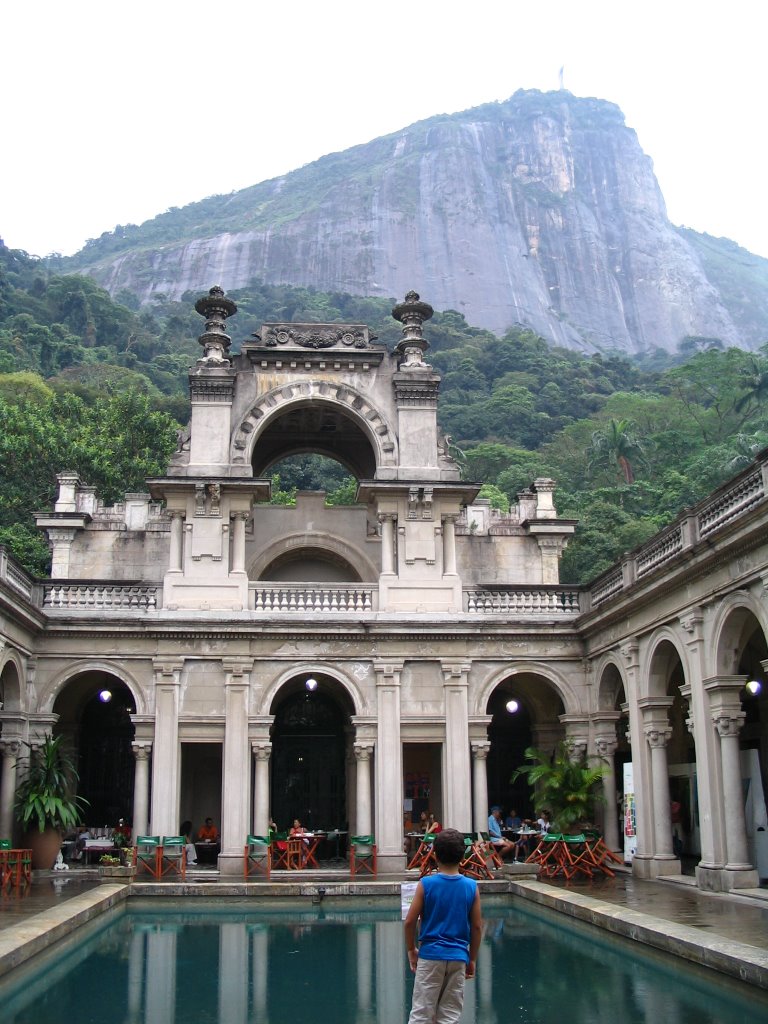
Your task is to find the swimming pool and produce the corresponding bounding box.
[2,899,766,1023]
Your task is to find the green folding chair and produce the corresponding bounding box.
[350,835,377,877]
[133,835,162,879]
[159,836,187,879]
[244,834,271,879]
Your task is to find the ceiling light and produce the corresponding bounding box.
[305,678,318,692]
[99,689,112,703]
[505,699,519,714]
[746,680,762,696]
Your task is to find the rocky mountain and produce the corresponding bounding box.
[68,90,768,355]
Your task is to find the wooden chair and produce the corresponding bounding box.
[286,837,305,870]
[159,836,187,879]
[479,832,504,870]
[460,835,494,880]
[133,836,162,879]
[244,835,271,879]
[408,833,437,872]
[350,835,377,877]
[271,832,289,870]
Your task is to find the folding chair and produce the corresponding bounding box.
[560,834,595,880]
[583,830,621,876]
[408,833,437,872]
[271,832,289,870]
[459,835,494,880]
[286,837,305,870]
[159,836,187,879]
[531,833,565,878]
[479,832,504,870]
[350,835,377,877]
[244,835,271,879]
[133,836,162,879]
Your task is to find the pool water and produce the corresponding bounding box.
[2,899,766,1023]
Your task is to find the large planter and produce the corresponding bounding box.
[98,864,136,880]
[25,827,62,870]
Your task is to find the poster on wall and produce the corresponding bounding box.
[623,762,637,864]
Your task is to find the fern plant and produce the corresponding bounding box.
[512,741,606,833]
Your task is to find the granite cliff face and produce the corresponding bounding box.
[72,91,768,354]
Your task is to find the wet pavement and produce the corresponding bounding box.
[1,866,767,954]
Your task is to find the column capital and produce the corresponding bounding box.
[645,726,673,749]
[471,741,491,760]
[251,741,272,761]
[0,739,21,757]
[619,640,639,668]
[594,736,618,759]
[354,741,375,761]
[713,712,745,739]
[222,658,255,684]
[132,742,153,761]
[152,658,184,685]
[678,607,705,639]
[441,660,471,684]
[373,660,404,686]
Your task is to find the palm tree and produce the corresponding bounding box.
[511,742,606,834]
[588,418,646,485]
[735,356,768,416]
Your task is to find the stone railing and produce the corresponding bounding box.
[588,454,767,609]
[43,583,159,611]
[250,584,376,613]
[464,587,581,616]
[0,549,35,601]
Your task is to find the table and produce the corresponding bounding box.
[326,830,348,864]
[285,832,325,869]
[194,841,220,865]
[83,840,117,866]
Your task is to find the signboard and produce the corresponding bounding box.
[623,762,637,864]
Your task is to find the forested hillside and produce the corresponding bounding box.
[2,243,767,584]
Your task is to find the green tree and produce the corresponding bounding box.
[512,742,606,833]
[588,418,647,485]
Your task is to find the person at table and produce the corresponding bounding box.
[487,806,515,858]
[180,820,197,865]
[504,808,527,862]
[197,817,219,843]
[426,814,442,834]
[536,810,552,834]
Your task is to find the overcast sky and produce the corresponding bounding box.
[4,0,767,260]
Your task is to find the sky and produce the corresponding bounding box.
[4,0,767,260]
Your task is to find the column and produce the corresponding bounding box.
[131,742,152,840]
[168,511,184,572]
[714,713,752,869]
[231,512,248,573]
[378,514,396,575]
[0,740,20,840]
[151,660,183,835]
[441,515,457,576]
[442,661,472,831]
[220,658,253,875]
[373,660,404,870]
[145,929,177,1024]
[645,725,675,861]
[218,923,247,1024]
[471,742,490,835]
[595,736,620,852]
[251,741,271,836]
[354,742,374,836]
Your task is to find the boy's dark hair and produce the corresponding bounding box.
[433,828,465,865]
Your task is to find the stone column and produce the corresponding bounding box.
[442,661,472,831]
[714,712,752,870]
[251,741,271,836]
[0,740,20,840]
[46,526,78,579]
[168,511,184,572]
[219,659,253,875]
[645,724,675,862]
[441,515,457,576]
[251,928,269,1023]
[131,742,152,840]
[218,923,247,1024]
[535,536,566,585]
[150,660,183,836]
[378,514,396,575]
[373,660,404,871]
[145,929,177,1024]
[471,741,491,835]
[231,512,248,573]
[354,742,374,836]
[595,736,620,852]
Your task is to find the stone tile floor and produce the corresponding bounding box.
[1,865,767,953]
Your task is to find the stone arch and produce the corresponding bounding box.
[594,656,628,712]
[259,663,367,718]
[231,380,399,477]
[711,591,768,677]
[41,660,147,717]
[474,662,582,719]
[249,531,379,584]
[0,649,25,713]
[643,628,690,701]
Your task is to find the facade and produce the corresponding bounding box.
[0,288,766,890]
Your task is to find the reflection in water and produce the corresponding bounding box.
[1,903,765,1024]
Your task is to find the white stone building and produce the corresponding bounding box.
[0,288,766,890]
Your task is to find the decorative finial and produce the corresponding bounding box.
[194,286,237,364]
[392,290,433,368]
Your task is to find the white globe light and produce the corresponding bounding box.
[305,678,318,692]
[505,699,519,714]
[746,680,762,695]
[99,689,112,703]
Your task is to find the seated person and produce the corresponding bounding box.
[425,814,442,834]
[487,806,515,858]
[180,820,197,865]
[504,808,527,861]
[197,817,219,843]
[536,809,552,834]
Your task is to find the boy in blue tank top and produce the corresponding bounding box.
[404,828,483,1023]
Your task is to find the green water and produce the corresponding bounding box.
[2,899,766,1023]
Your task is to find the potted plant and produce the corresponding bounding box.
[14,735,89,869]
[512,741,606,835]
[98,852,135,879]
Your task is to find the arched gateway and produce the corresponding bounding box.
[2,286,767,892]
